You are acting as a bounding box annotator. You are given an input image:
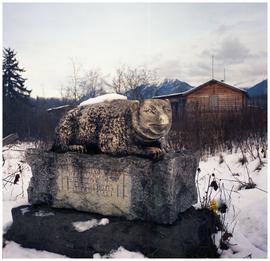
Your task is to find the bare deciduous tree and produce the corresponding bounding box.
[61,58,83,103]
[112,65,157,99]
[112,65,126,94]
[80,69,105,100]
[61,59,108,103]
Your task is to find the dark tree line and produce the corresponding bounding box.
[3,48,31,138]
[3,95,72,142]
[2,48,70,142]
[3,48,31,100]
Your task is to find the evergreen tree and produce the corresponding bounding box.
[3,48,31,100]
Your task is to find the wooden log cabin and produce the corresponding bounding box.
[154,79,248,113]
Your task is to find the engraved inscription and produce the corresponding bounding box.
[55,166,132,216]
[61,169,128,198]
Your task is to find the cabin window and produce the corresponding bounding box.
[209,95,219,107]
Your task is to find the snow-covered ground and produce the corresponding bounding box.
[93,246,145,258]
[195,149,267,258]
[2,142,268,258]
[2,142,34,238]
[3,241,66,258]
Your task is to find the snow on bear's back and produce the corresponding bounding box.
[79,94,127,107]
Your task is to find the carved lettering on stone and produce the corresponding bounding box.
[60,169,128,198]
[55,167,131,216]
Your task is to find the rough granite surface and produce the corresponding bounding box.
[26,149,198,224]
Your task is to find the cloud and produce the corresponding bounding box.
[200,37,251,65]
[215,38,250,64]
[213,18,264,36]
[184,62,211,78]
[151,57,183,79]
[214,24,231,35]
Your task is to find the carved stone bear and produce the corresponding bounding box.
[52,99,172,159]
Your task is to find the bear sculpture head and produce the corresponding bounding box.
[131,99,172,141]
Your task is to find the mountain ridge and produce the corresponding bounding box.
[126,78,267,99]
[126,78,193,99]
[247,79,267,97]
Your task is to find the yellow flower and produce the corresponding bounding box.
[210,199,218,214]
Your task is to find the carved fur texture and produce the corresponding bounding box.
[52,99,172,159]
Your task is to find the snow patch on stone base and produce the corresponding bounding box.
[73,218,110,232]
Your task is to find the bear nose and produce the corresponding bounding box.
[159,115,169,125]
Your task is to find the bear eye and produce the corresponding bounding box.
[144,107,156,114]
[144,109,153,114]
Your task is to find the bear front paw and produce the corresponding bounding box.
[145,147,164,160]
[69,145,87,153]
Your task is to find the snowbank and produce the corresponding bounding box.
[3,241,66,258]
[2,143,34,202]
[2,142,34,234]
[195,150,267,258]
[79,93,127,106]
[93,246,145,258]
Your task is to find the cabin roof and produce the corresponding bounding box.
[154,79,248,99]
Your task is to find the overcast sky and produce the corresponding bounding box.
[3,2,267,98]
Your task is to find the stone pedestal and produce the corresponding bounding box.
[26,149,198,224]
[4,205,219,258]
